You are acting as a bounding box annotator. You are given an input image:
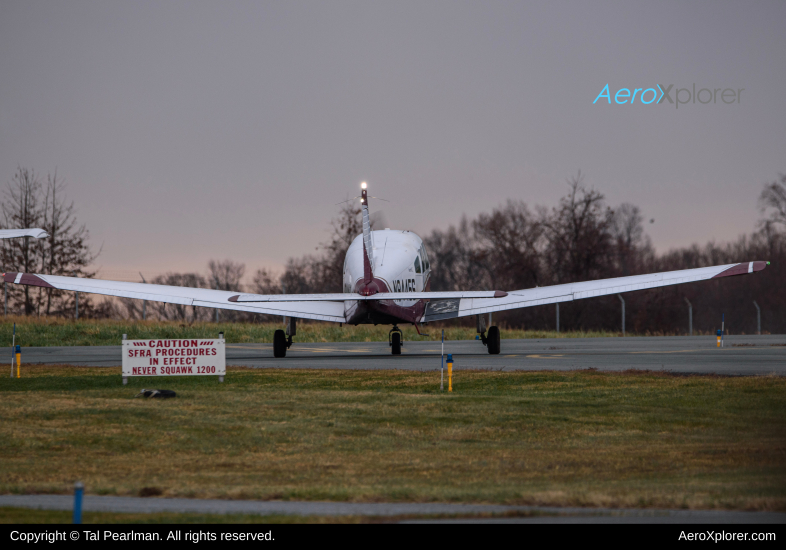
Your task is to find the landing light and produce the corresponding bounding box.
[361,182,367,189]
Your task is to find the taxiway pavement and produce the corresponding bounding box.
[0,495,783,523]
[20,334,786,375]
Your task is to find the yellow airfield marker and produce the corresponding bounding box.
[447,354,453,392]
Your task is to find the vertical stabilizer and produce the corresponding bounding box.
[361,182,374,283]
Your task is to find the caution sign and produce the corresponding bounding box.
[122,338,225,378]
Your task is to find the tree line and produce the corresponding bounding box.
[2,167,784,334]
[423,173,785,335]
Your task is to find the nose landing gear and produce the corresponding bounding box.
[389,326,403,355]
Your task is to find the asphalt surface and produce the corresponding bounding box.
[21,334,786,375]
[1,495,783,523]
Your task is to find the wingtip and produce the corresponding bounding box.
[712,261,768,279]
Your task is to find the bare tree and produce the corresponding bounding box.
[40,171,98,315]
[424,216,486,291]
[0,168,98,316]
[207,259,246,321]
[540,171,615,284]
[0,168,43,314]
[208,259,245,291]
[250,267,281,295]
[610,203,652,276]
[280,256,325,294]
[318,202,365,292]
[758,173,786,228]
[472,200,544,290]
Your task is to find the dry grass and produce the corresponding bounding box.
[1,365,784,511]
[0,315,626,347]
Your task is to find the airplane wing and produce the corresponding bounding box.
[2,260,767,324]
[419,261,769,321]
[0,228,49,239]
[1,272,345,322]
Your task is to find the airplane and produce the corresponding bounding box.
[1,183,768,357]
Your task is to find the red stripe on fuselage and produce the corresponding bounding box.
[348,277,429,325]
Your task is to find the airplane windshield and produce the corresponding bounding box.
[414,255,422,274]
[420,244,430,271]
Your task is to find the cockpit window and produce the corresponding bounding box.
[419,244,430,271]
[414,255,422,274]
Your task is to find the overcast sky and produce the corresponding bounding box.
[1,1,784,281]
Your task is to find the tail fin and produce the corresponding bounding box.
[361,182,374,283]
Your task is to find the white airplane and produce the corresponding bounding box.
[1,183,768,357]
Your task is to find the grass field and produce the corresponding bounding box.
[0,316,625,347]
[1,365,784,512]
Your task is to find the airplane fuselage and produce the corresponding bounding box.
[343,229,431,325]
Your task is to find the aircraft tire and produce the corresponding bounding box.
[273,329,287,358]
[391,332,402,355]
[487,326,501,355]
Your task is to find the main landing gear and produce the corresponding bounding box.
[389,326,403,355]
[477,314,500,355]
[274,318,296,358]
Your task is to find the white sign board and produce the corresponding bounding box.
[122,338,225,378]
